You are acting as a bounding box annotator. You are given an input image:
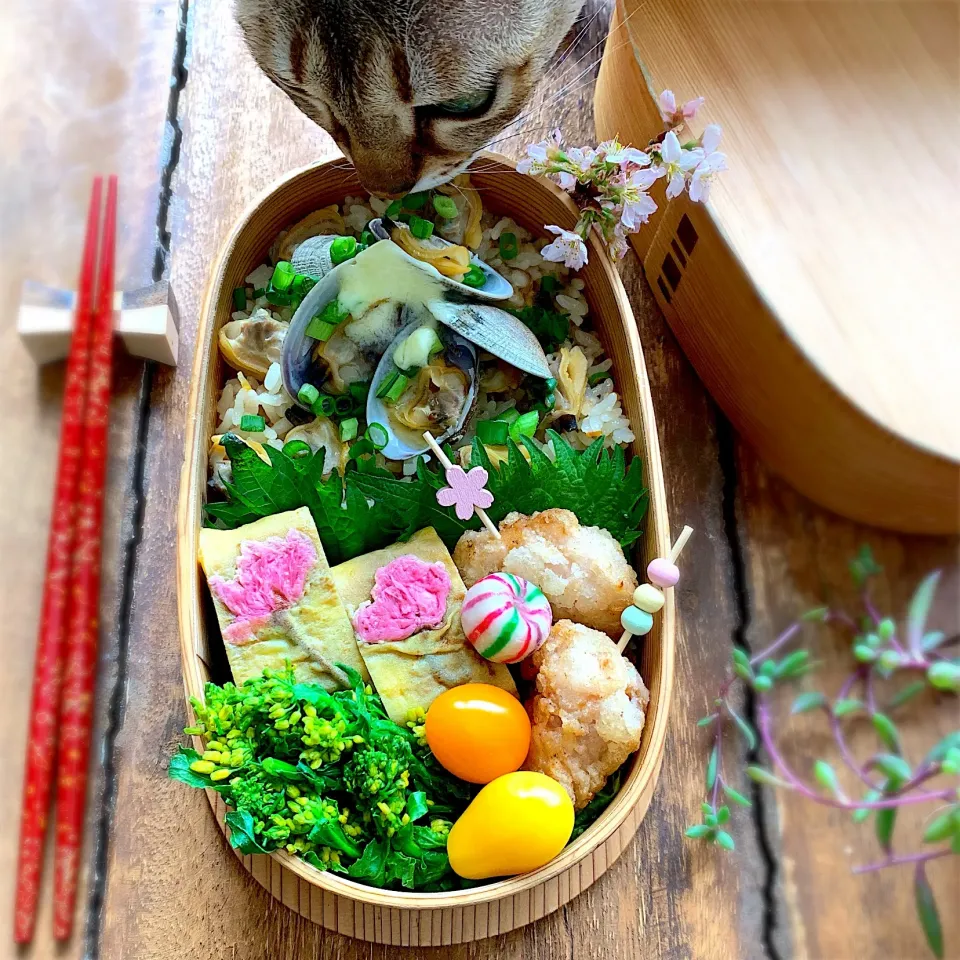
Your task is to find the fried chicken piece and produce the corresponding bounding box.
[524,620,649,809]
[453,509,638,637]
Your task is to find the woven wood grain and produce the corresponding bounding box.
[176,156,675,943]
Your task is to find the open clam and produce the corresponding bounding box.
[219,309,287,379]
[366,313,478,461]
[368,218,513,301]
[281,239,551,412]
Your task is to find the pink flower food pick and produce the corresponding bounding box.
[436,465,494,521]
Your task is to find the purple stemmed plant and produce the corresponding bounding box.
[688,547,960,958]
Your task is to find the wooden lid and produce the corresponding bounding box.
[621,0,960,464]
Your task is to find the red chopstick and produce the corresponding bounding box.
[14,177,104,945]
[53,175,119,940]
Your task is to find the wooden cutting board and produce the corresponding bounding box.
[595,0,960,533]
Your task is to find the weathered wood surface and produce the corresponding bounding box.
[0,0,180,955]
[1,0,957,957]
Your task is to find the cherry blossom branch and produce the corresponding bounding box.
[517,90,728,269]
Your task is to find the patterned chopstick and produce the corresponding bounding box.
[14,177,104,944]
[53,175,119,940]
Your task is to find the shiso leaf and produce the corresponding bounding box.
[204,431,647,559]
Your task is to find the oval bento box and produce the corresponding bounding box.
[176,154,675,946]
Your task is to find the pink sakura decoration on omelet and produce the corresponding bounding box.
[209,528,317,644]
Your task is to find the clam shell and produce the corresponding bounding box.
[369,218,513,301]
[426,300,552,379]
[366,312,478,461]
[291,235,339,279]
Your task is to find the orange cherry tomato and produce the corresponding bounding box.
[425,684,531,784]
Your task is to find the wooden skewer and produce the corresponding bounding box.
[422,432,501,538]
[54,175,119,940]
[617,525,694,652]
[14,177,103,945]
[669,524,694,562]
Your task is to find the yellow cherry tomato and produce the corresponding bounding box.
[448,772,574,879]
[425,684,530,784]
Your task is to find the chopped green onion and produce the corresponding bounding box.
[545,377,558,391]
[252,288,266,299]
[409,216,434,239]
[375,370,400,399]
[291,274,316,298]
[330,235,358,264]
[509,410,539,441]
[476,419,509,445]
[339,417,359,442]
[403,192,428,210]
[282,439,312,460]
[232,287,247,311]
[396,212,412,224]
[432,195,459,219]
[297,383,320,407]
[365,422,389,450]
[499,232,519,260]
[349,381,370,404]
[239,414,265,433]
[589,371,613,386]
[545,392,556,408]
[461,264,486,288]
[498,406,520,425]
[312,394,336,417]
[348,438,376,460]
[305,299,348,340]
[334,395,354,415]
[383,372,410,403]
[306,319,336,341]
[270,261,295,292]
[540,275,560,295]
[385,200,402,219]
[360,229,376,247]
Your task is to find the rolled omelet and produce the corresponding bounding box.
[330,527,517,723]
[198,507,368,689]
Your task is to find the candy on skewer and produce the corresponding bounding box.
[617,525,693,653]
[423,431,501,538]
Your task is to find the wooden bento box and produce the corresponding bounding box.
[176,155,675,945]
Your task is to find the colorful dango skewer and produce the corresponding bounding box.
[617,525,693,652]
[423,431,501,538]
[462,573,553,663]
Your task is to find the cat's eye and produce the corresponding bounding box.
[431,86,497,118]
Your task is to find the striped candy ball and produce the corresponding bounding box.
[461,573,553,664]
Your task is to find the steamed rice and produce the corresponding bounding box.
[209,187,634,488]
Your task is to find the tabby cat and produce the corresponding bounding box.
[236,0,584,196]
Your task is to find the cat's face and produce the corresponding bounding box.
[236,0,583,196]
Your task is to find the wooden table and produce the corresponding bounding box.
[1,1,956,958]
